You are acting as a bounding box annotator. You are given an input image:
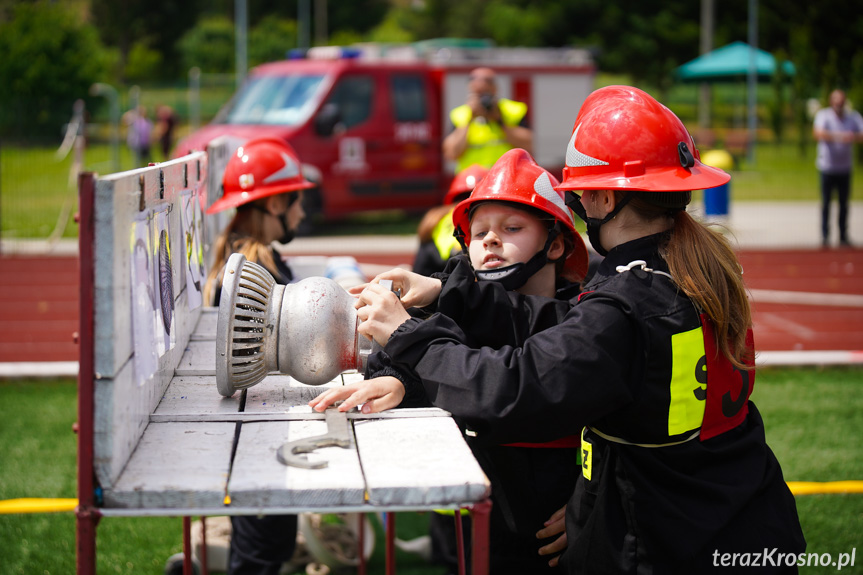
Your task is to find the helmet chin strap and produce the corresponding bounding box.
[251,201,297,245]
[474,230,559,290]
[568,192,633,257]
[276,214,295,244]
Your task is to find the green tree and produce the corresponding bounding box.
[482,1,546,47]
[178,16,235,74]
[248,16,299,67]
[0,1,109,139]
[125,40,163,83]
[91,0,201,80]
[366,8,415,44]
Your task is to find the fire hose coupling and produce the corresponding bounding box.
[215,253,400,397]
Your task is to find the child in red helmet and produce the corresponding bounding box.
[312,148,590,574]
[413,164,489,276]
[318,86,805,573]
[205,137,314,575]
[203,137,313,306]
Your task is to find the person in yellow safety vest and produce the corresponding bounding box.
[442,67,533,172]
[413,164,489,276]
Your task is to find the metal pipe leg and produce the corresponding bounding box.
[454,510,466,575]
[183,517,193,575]
[358,514,367,575]
[468,499,492,575]
[75,506,99,575]
[385,513,396,575]
[200,517,208,575]
[76,172,98,575]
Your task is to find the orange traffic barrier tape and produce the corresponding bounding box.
[0,498,78,514]
[787,481,863,495]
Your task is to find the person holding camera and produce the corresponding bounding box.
[443,67,533,172]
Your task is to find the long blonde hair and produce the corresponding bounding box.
[626,193,753,369]
[203,203,280,305]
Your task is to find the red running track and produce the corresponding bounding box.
[739,249,863,353]
[1,248,861,364]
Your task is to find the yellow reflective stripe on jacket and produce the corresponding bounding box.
[667,325,708,436]
[431,208,460,260]
[450,99,528,171]
[581,427,593,481]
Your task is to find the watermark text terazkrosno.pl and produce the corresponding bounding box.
[713,548,855,570]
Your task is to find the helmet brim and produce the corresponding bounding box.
[206,180,315,214]
[556,162,730,193]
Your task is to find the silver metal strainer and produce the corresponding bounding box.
[215,253,279,396]
[215,253,373,397]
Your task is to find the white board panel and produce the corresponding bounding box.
[105,422,234,509]
[93,175,133,379]
[227,420,365,507]
[356,417,490,506]
[94,357,171,488]
[191,307,218,340]
[153,376,242,416]
[243,376,340,414]
[90,154,209,489]
[175,339,215,375]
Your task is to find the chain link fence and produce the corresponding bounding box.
[0,73,235,248]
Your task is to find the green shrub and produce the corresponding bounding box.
[0,2,109,139]
[248,16,299,67]
[178,16,236,74]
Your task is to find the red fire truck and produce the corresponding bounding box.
[174,42,595,220]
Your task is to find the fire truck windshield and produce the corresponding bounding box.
[221,74,326,126]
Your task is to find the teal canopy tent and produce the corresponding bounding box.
[676,42,796,166]
[676,41,795,82]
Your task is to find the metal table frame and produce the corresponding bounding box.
[75,163,492,575]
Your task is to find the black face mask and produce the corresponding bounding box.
[473,230,559,290]
[276,211,295,244]
[253,194,300,245]
[567,192,632,257]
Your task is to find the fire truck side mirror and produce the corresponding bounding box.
[314,103,342,137]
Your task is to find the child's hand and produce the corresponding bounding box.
[536,505,567,567]
[347,282,370,297]
[309,377,405,414]
[355,283,411,347]
[369,269,442,309]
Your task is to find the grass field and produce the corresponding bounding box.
[3,138,861,241]
[0,368,861,574]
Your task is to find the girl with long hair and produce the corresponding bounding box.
[313,86,805,573]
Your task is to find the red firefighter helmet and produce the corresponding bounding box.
[207,138,314,214]
[452,148,589,282]
[444,164,489,205]
[557,85,730,193]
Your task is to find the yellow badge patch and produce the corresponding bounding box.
[581,428,593,481]
[668,326,707,436]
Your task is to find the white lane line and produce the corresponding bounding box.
[749,288,863,308]
[758,312,818,341]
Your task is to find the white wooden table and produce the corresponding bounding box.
[76,153,491,575]
[101,309,492,574]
